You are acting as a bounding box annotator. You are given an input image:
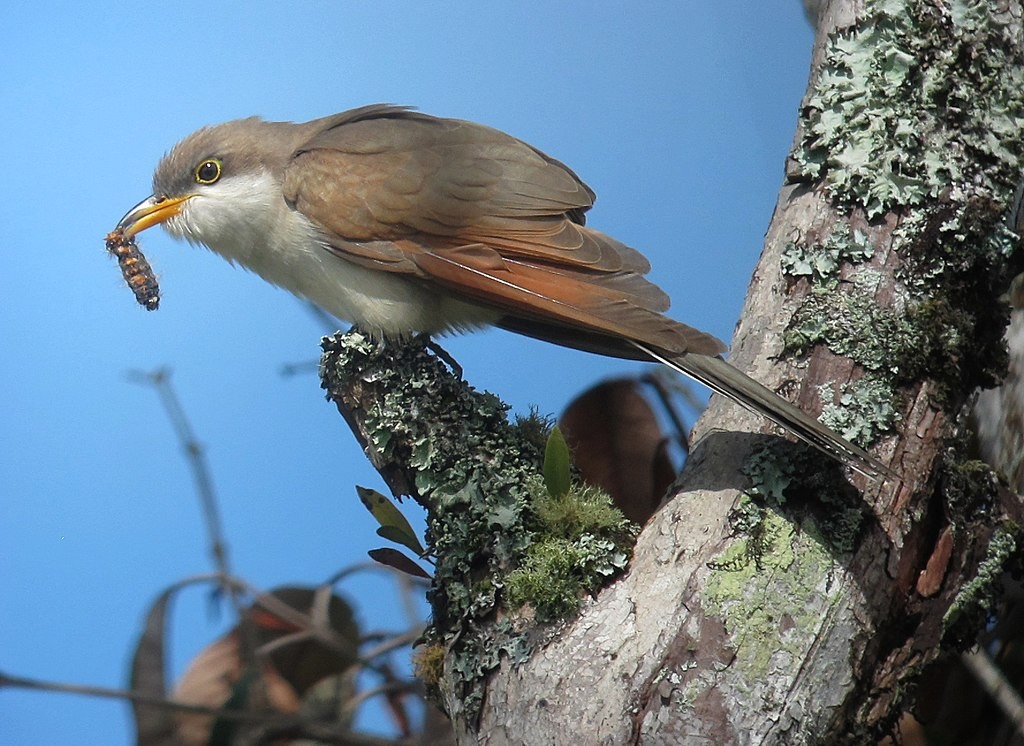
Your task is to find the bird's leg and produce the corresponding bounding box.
[416,333,464,378]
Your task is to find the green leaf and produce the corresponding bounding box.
[368,548,433,579]
[356,486,426,556]
[543,426,572,498]
[376,525,427,556]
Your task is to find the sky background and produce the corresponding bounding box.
[1,3,815,743]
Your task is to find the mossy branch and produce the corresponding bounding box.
[319,332,635,724]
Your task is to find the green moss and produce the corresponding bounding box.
[505,537,617,620]
[506,485,636,621]
[940,455,1000,525]
[505,539,583,619]
[533,486,635,542]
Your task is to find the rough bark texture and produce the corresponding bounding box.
[321,1,1024,743]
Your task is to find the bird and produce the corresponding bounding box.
[115,104,892,479]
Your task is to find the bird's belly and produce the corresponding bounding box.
[252,240,499,337]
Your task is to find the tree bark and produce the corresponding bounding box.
[322,2,1024,743]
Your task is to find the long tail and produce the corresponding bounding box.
[633,341,896,481]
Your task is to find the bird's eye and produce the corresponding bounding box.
[193,159,222,185]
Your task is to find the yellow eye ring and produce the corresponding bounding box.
[194,159,222,185]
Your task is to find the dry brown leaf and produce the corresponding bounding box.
[560,378,677,524]
[132,584,360,746]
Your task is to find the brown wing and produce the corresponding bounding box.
[409,242,724,357]
[282,105,725,357]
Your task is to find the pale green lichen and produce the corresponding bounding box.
[795,0,1024,218]
[943,524,1020,643]
[781,225,875,286]
[705,445,864,676]
[784,291,919,377]
[703,510,842,681]
[781,0,1024,451]
[736,444,865,562]
[819,378,900,445]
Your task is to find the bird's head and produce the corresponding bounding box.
[116,118,305,259]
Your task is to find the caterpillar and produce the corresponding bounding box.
[105,230,160,311]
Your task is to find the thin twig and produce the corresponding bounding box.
[638,368,704,454]
[0,670,400,746]
[961,647,1024,738]
[359,627,424,663]
[127,368,242,619]
[1,669,277,721]
[395,571,426,628]
[279,360,320,377]
[328,562,428,637]
[339,678,416,720]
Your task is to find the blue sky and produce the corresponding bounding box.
[0,3,813,742]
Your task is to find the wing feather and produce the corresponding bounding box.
[283,106,717,354]
[408,244,724,356]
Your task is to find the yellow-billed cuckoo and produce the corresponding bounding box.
[116,104,892,478]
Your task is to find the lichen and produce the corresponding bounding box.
[703,509,841,682]
[781,225,875,286]
[943,524,1021,644]
[794,0,1024,219]
[781,0,1024,454]
[707,495,774,573]
[784,291,918,377]
[702,444,868,686]
[733,443,865,563]
[819,378,900,445]
[320,331,636,718]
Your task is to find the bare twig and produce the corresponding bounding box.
[0,669,401,746]
[279,360,320,377]
[961,647,1024,738]
[641,370,697,455]
[2,669,276,721]
[394,571,426,628]
[339,677,417,722]
[359,627,425,663]
[327,561,431,589]
[127,368,242,619]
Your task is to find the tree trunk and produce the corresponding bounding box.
[321,2,1024,743]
